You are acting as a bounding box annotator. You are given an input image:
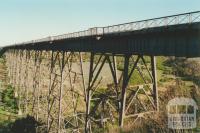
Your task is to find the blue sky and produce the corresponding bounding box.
[0,0,199,46]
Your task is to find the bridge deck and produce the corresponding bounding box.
[2,11,200,57]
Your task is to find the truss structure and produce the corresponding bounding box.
[5,50,159,133]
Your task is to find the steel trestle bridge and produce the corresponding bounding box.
[1,11,200,133]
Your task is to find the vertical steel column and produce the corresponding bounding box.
[58,51,65,133]
[17,50,23,115]
[79,52,87,100]
[31,51,37,115]
[36,51,42,121]
[85,53,94,133]
[113,56,118,84]
[14,50,19,90]
[10,50,14,85]
[6,51,11,84]
[47,50,63,133]
[66,53,79,130]
[12,50,16,86]
[151,56,159,111]
[20,50,26,114]
[47,50,54,132]
[111,55,119,98]
[21,50,30,114]
[119,54,130,127]
[12,50,16,87]
[8,51,11,84]
[31,50,42,120]
[24,50,30,114]
[6,51,12,84]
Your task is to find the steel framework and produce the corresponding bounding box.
[5,50,160,133]
[2,11,200,133]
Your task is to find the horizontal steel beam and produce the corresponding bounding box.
[2,23,200,57]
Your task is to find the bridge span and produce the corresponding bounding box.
[3,11,200,57]
[1,11,200,133]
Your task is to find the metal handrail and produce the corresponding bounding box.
[19,11,200,45]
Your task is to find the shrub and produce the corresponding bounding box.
[1,85,18,113]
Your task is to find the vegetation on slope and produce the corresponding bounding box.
[1,56,200,132]
[0,57,42,133]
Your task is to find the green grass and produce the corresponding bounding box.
[129,71,147,85]
[0,107,18,133]
[0,84,18,133]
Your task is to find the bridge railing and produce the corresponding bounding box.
[18,11,200,45]
[103,11,200,34]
